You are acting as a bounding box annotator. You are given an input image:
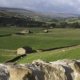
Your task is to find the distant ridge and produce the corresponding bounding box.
[0,7,79,19]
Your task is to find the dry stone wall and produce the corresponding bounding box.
[0,59,80,80]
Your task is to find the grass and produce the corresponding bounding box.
[0,28,80,50]
[0,28,80,63]
[0,27,43,34]
[0,49,16,63]
[0,36,79,50]
[18,45,80,63]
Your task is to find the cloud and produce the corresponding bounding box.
[0,0,80,13]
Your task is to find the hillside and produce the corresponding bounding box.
[43,12,79,18]
[0,7,79,21]
[0,7,55,27]
[0,7,80,28]
[0,7,53,22]
[0,7,39,18]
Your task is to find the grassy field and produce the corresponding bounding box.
[0,28,80,50]
[0,28,80,63]
[0,49,16,63]
[0,27,43,34]
[18,45,80,63]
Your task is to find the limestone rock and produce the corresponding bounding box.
[0,59,80,80]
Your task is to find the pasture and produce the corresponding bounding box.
[0,49,16,62]
[0,27,80,63]
[18,45,80,63]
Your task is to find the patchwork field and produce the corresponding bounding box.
[0,27,80,63]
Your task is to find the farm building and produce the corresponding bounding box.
[20,30,32,34]
[16,30,32,35]
[17,46,33,55]
[43,29,48,33]
[50,26,54,29]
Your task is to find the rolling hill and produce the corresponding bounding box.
[0,7,53,22]
[0,7,79,20]
[0,7,80,28]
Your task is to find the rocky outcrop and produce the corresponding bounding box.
[0,59,80,80]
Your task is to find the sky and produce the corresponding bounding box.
[0,0,80,14]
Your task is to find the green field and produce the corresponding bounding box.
[0,28,80,50]
[0,28,80,63]
[0,49,16,62]
[18,45,80,63]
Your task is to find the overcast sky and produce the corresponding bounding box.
[0,0,80,14]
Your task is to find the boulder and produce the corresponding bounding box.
[7,64,32,80]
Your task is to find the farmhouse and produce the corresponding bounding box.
[17,46,33,55]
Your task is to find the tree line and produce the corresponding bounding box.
[0,16,80,28]
[0,16,45,27]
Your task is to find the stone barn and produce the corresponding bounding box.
[43,29,48,33]
[16,30,32,35]
[17,46,33,55]
[20,30,32,34]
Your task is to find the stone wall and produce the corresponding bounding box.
[0,59,80,80]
